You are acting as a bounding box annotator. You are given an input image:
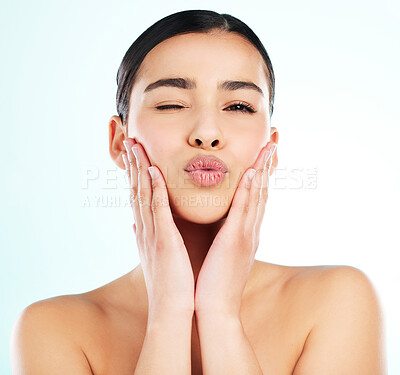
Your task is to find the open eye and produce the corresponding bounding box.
[225,102,256,114]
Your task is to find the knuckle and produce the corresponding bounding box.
[129,191,135,206]
[151,194,169,214]
[129,188,139,205]
[150,200,158,214]
[241,201,250,214]
[245,178,253,190]
[151,178,160,190]
[137,192,147,207]
[136,160,146,171]
[154,239,166,252]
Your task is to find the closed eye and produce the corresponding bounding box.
[155,102,256,114]
[155,104,185,111]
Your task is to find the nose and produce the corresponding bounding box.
[187,110,225,150]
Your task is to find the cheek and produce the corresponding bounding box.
[138,133,185,190]
[131,113,177,166]
[141,136,168,168]
[232,125,269,166]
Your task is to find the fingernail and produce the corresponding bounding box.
[148,166,159,180]
[124,141,133,163]
[123,140,130,153]
[247,168,256,184]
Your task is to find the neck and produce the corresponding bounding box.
[173,215,226,282]
[132,215,226,283]
[128,215,261,315]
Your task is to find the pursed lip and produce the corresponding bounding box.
[184,155,228,173]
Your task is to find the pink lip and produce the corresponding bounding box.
[184,155,228,187]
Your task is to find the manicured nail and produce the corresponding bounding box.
[123,140,130,153]
[247,168,256,184]
[148,166,159,180]
[124,141,135,163]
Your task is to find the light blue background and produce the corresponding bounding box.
[1,0,399,373]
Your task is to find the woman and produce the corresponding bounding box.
[11,9,385,375]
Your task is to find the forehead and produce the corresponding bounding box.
[135,31,268,88]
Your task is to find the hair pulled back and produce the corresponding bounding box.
[116,9,275,126]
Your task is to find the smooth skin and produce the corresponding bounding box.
[10,31,386,375]
[123,139,196,321]
[122,138,276,318]
[122,136,276,374]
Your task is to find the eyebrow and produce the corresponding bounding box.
[143,77,264,97]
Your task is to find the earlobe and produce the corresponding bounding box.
[108,115,127,169]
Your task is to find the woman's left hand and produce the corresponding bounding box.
[194,141,277,318]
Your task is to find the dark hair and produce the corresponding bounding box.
[116,9,275,126]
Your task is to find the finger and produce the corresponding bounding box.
[226,142,270,230]
[244,167,264,236]
[244,142,275,235]
[242,142,270,229]
[122,153,130,182]
[123,138,137,187]
[132,143,154,237]
[225,167,257,230]
[251,144,269,171]
[123,139,142,234]
[254,142,277,235]
[148,165,177,240]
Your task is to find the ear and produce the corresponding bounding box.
[269,127,279,176]
[109,115,127,170]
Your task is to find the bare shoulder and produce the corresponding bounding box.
[271,264,386,374]
[13,292,105,334]
[282,263,379,295]
[10,273,144,375]
[262,262,381,303]
[10,294,102,374]
[284,264,383,319]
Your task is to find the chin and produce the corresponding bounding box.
[169,191,231,224]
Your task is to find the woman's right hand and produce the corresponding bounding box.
[122,138,195,323]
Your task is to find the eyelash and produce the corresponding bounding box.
[155,102,256,114]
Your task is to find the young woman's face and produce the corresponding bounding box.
[127,31,276,224]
